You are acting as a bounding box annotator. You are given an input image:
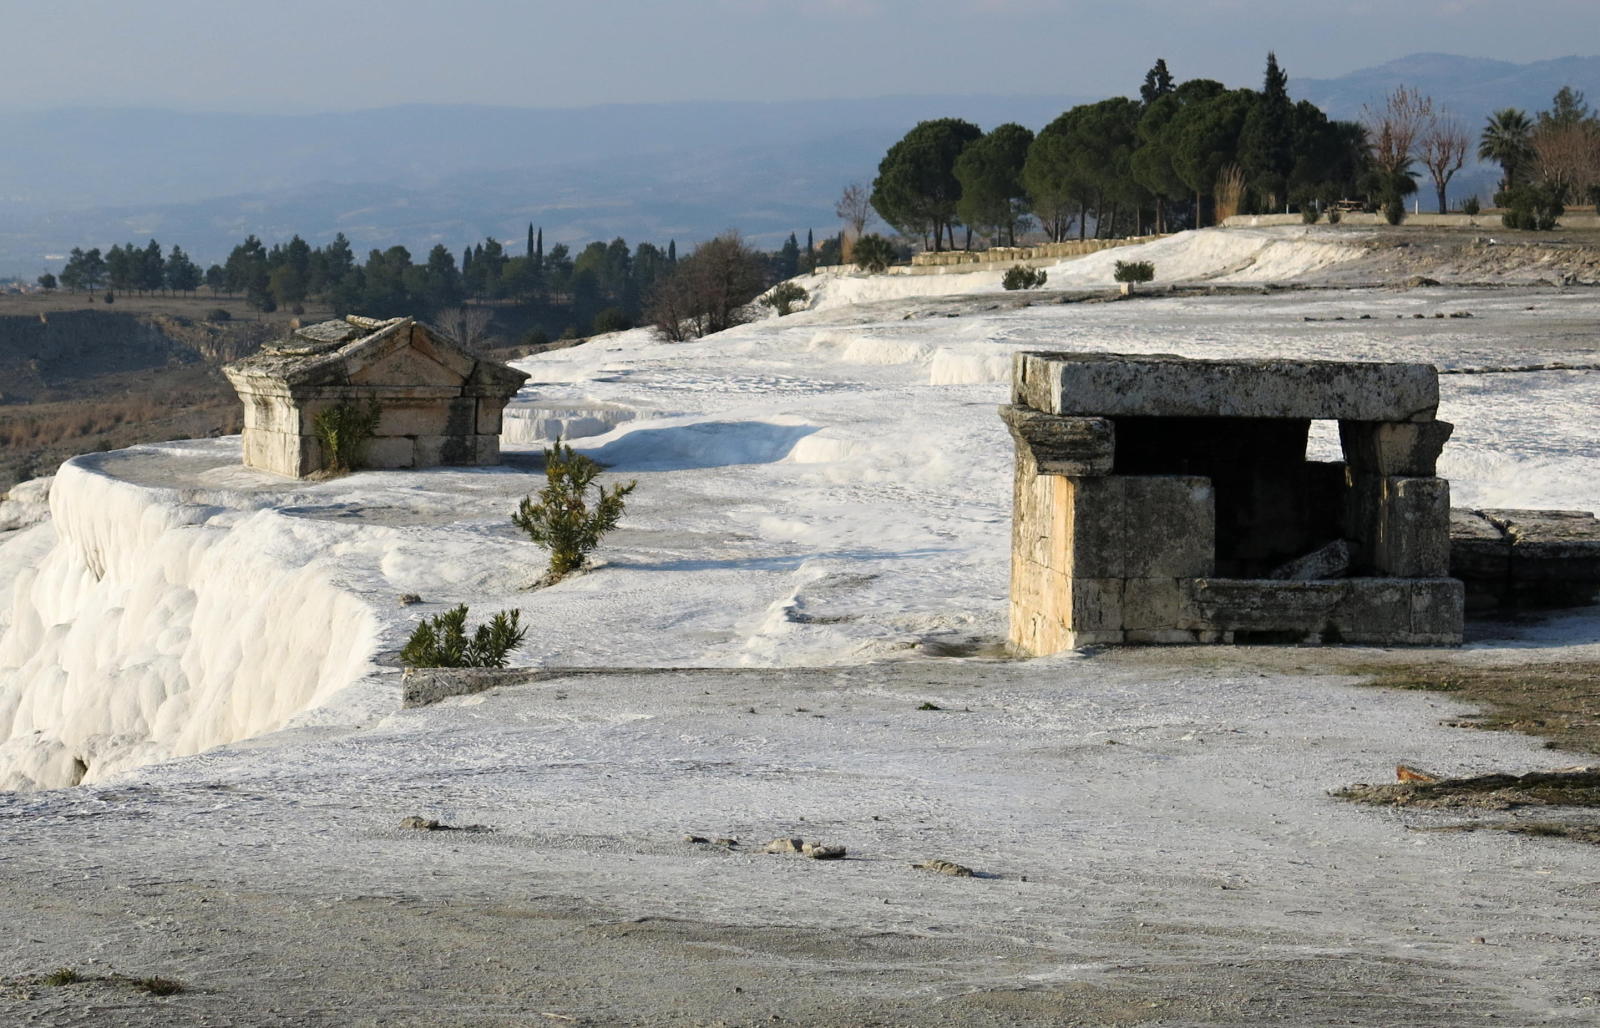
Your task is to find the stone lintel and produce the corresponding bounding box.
[999,405,1113,476]
[1014,351,1439,422]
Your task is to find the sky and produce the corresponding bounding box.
[4,0,1598,112]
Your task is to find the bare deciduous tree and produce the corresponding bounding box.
[436,306,494,353]
[1418,111,1470,212]
[835,182,874,238]
[1363,86,1433,195]
[1531,121,1600,204]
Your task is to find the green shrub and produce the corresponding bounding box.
[1002,265,1047,290]
[1382,198,1406,225]
[1501,183,1564,230]
[760,281,810,316]
[513,440,636,581]
[43,968,81,986]
[1462,195,1481,216]
[853,234,896,273]
[206,307,231,322]
[1301,205,1320,224]
[1327,208,1342,224]
[591,307,632,335]
[313,398,382,474]
[1112,260,1155,284]
[402,604,526,668]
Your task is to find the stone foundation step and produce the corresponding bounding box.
[1450,508,1600,610]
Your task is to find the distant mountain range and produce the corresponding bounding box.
[1,53,1596,277]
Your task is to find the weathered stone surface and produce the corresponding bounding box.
[1449,508,1511,580]
[225,316,529,478]
[1124,629,1204,644]
[1339,420,1454,476]
[1372,477,1451,577]
[1451,508,1600,609]
[1269,539,1353,580]
[1408,579,1466,643]
[476,398,507,436]
[1064,476,1214,578]
[1016,351,1439,421]
[1180,578,1462,644]
[401,667,547,707]
[1123,578,1181,631]
[365,436,416,469]
[999,405,1114,476]
[1486,509,1600,578]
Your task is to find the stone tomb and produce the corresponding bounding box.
[1004,351,1464,653]
[224,315,529,478]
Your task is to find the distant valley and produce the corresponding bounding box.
[2,52,1597,277]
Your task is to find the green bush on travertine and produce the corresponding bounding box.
[513,440,636,581]
[1462,195,1481,216]
[313,398,382,474]
[1002,265,1047,290]
[760,281,810,316]
[401,605,526,668]
[852,233,896,273]
[1113,260,1155,284]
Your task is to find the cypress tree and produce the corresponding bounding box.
[527,223,536,259]
[535,228,544,270]
[1140,59,1175,106]
[462,247,472,273]
[667,239,677,264]
[806,228,814,253]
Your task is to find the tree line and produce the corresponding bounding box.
[43,225,845,340]
[866,55,1600,249]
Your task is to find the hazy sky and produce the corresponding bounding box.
[7,0,1599,111]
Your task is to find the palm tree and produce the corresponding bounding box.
[1479,108,1534,193]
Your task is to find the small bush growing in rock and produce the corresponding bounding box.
[1382,198,1406,225]
[1462,195,1481,216]
[514,440,636,581]
[313,398,382,474]
[206,307,231,322]
[1113,260,1155,284]
[1327,208,1343,224]
[760,281,809,316]
[1002,265,1047,290]
[853,233,897,273]
[401,604,526,668]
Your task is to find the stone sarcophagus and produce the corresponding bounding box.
[1005,351,1464,653]
[224,315,529,478]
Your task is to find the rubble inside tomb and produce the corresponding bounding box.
[1003,351,1465,653]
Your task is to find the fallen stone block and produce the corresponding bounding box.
[1269,539,1354,580]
